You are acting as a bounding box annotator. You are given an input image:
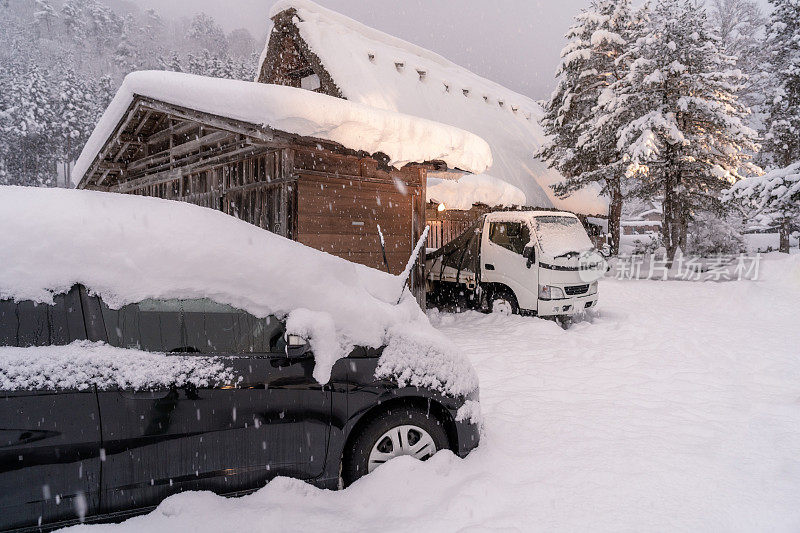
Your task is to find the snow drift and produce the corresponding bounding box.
[0,186,477,393]
[72,70,492,186]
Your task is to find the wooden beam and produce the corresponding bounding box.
[126,130,235,173]
[132,109,153,136]
[97,168,112,186]
[137,98,276,144]
[114,146,280,193]
[97,161,126,171]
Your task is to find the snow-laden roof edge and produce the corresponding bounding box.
[427,173,526,210]
[72,71,492,186]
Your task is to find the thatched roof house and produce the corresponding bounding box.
[257,0,608,218]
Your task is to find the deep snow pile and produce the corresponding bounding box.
[264,0,607,216]
[72,70,492,185]
[0,341,237,391]
[67,254,800,532]
[426,173,526,210]
[0,186,476,390]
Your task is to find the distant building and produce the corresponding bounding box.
[622,201,662,236]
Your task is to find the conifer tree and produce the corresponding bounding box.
[618,0,759,259]
[762,0,800,168]
[540,0,639,254]
[723,162,800,252]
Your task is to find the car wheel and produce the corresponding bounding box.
[343,406,449,486]
[490,290,519,315]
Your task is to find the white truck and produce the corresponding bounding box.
[426,210,606,317]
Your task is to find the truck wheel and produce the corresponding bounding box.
[490,290,519,315]
[343,406,449,486]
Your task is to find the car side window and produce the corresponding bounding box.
[0,286,86,347]
[99,297,284,354]
[101,299,182,352]
[181,299,283,354]
[488,222,530,255]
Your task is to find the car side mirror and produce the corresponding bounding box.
[523,245,535,268]
[284,334,311,358]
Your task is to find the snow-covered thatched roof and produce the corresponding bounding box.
[260,0,608,216]
[72,71,492,186]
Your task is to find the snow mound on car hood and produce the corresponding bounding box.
[0,186,477,393]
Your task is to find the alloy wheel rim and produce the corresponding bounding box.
[367,424,437,473]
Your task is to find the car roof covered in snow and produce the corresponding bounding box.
[72,70,492,186]
[0,186,409,337]
[0,186,478,392]
[262,0,608,216]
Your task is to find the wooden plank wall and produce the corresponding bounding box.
[126,150,294,238]
[297,175,414,273]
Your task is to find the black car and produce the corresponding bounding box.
[0,284,480,532]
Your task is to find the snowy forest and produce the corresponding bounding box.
[0,0,261,187]
[541,0,800,255]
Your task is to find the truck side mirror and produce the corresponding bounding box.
[523,245,535,268]
[284,334,311,358]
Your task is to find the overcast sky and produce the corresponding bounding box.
[134,0,774,101]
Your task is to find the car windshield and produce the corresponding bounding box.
[532,216,594,258]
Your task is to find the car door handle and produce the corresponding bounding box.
[484,264,495,270]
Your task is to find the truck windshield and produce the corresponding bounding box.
[532,216,594,258]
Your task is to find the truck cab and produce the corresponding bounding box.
[426,210,605,317]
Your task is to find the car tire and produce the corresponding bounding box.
[343,406,449,486]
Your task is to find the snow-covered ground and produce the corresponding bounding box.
[68,254,800,532]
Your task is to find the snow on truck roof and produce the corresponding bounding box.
[0,186,477,394]
[264,0,608,216]
[72,70,492,186]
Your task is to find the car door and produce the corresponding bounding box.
[480,218,539,311]
[0,287,102,531]
[87,296,330,515]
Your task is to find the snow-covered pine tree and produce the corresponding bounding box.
[618,0,760,260]
[1,64,59,186]
[762,0,800,168]
[34,0,58,33]
[61,0,85,37]
[723,162,800,252]
[187,13,228,57]
[540,0,639,254]
[709,0,769,127]
[54,69,99,183]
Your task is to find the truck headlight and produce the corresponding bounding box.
[538,285,565,300]
[589,281,598,295]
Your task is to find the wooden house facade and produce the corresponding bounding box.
[76,93,429,302]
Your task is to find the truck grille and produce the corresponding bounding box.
[564,284,589,296]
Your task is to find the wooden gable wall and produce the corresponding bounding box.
[257,10,342,98]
